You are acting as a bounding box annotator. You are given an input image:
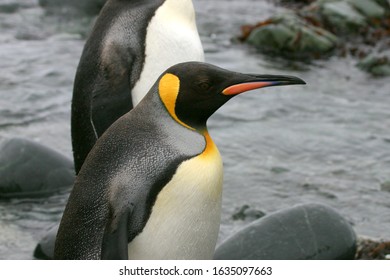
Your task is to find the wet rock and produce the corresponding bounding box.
[380,181,390,192]
[374,0,390,10]
[304,0,389,33]
[278,0,316,8]
[0,1,35,14]
[245,12,339,58]
[39,0,106,15]
[33,224,58,260]
[357,54,390,76]
[0,138,74,199]
[244,0,390,63]
[320,1,367,31]
[270,166,290,174]
[0,3,19,13]
[214,203,357,260]
[348,0,386,18]
[232,205,266,221]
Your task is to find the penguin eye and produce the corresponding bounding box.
[197,81,211,91]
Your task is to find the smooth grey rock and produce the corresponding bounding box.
[0,138,74,198]
[214,203,357,260]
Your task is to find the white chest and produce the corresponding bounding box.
[127,143,223,260]
[131,0,204,105]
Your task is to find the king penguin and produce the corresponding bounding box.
[71,0,204,173]
[54,62,305,260]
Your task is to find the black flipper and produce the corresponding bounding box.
[101,208,132,260]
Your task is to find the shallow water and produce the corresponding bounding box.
[1,0,390,259]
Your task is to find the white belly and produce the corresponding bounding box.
[131,0,204,105]
[127,144,223,260]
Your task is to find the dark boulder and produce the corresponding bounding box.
[0,138,74,199]
[214,203,357,260]
[33,224,59,260]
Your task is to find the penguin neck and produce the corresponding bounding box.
[170,117,217,159]
[180,124,219,162]
[200,130,219,160]
[140,86,217,158]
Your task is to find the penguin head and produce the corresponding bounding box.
[158,62,305,131]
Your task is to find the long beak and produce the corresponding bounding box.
[223,74,306,95]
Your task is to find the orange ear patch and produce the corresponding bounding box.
[159,73,194,130]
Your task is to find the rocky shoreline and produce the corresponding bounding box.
[240,0,390,76]
[356,238,390,260]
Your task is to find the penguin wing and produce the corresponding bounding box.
[99,154,193,260]
[101,208,132,260]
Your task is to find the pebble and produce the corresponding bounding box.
[231,205,266,221]
[380,181,390,192]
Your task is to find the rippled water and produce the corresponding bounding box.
[1,0,390,259]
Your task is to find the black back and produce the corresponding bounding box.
[71,0,165,174]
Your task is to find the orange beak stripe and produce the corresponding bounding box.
[222,82,276,95]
